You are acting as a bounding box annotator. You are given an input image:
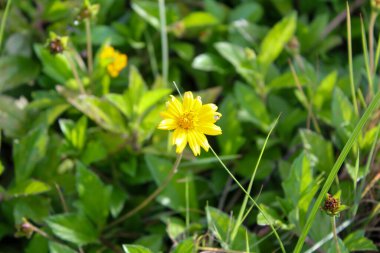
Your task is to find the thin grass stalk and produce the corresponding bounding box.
[209,147,286,253]
[0,0,12,53]
[369,11,378,74]
[374,33,380,71]
[145,32,159,78]
[331,217,341,253]
[347,3,359,116]
[230,117,279,243]
[158,0,168,87]
[85,18,93,75]
[360,15,375,99]
[65,51,86,94]
[294,89,380,253]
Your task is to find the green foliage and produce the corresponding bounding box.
[0,1,379,253]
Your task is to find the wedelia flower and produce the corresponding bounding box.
[158,91,222,156]
[100,46,127,77]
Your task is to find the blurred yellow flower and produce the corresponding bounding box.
[100,46,127,78]
[158,91,222,156]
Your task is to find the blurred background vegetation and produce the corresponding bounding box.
[0,0,379,252]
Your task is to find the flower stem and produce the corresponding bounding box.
[65,51,86,94]
[106,153,183,229]
[85,18,93,75]
[158,0,168,87]
[331,216,341,253]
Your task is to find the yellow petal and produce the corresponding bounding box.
[192,96,202,112]
[173,128,188,154]
[198,124,222,136]
[160,111,177,120]
[157,119,177,130]
[198,111,222,124]
[183,91,194,111]
[193,130,209,152]
[167,95,183,117]
[188,130,201,156]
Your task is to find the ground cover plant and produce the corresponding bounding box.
[0,0,379,252]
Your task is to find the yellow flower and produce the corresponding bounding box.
[100,46,128,78]
[158,91,222,156]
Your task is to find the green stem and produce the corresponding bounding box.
[369,11,378,75]
[0,0,12,53]
[106,153,183,229]
[185,174,190,235]
[158,0,168,87]
[347,3,359,116]
[293,89,380,253]
[230,117,279,243]
[331,217,341,253]
[65,51,86,94]
[85,18,93,75]
[360,15,374,100]
[209,147,286,253]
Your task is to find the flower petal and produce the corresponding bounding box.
[198,123,222,136]
[183,91,194,111]
[188,130,201,156]
[158,119,177,130]
[166,95,183,117]
[193,131,209,152]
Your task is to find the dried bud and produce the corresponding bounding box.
[77,1,99,21]
[287,37,300,55]
[321,191,348,216]
[15,218,34,239]
[371,0,380,11]
[46,33,68,55]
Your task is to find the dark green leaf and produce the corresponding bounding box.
[122,244,153,253]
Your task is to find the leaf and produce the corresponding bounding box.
[259,12,297,68]
[134,235,162,252]
[13,196,51,223]
[73,26,125,46]
[8,179,51,197]
[257,204,293,230]
[105,93,131,119]
[45,213,98,246]
[313,71,337,110]
[34,44,73,84]
[80,140,107,165]
[217,95,245,154]
[181,12,219,28]
[229,2,263,23]
[206,206,258,251]
[13,127,48,183]
[137,88,172,115]
[172,42,194,61]
[0,95,27,138]
[234,82,270,130]
[59,116,87,150]
[76,162,111,228]
[343,230,377,251]
[300,129,334,173]
[122,245,153,253]
[49,242,77,253]
[144,155,198,212]
[192,53,229,74]
[172,238,194,253]
[0,56,39,92]
[131,1,160,29]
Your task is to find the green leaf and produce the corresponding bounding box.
[229,2,263,23]
[122,245,153,253]
[192,53,229,74]
[49,242,77,253]
[13,127,48,183]
[144,155,198,212]
[344,230,377,251]
[13,196,50,223]
[181,12,219,29]
[313,71,337,110]
[234,82,270,130]
[105,93,131,119]
[259,12,297,68]
[0,56,39,92]
[34,44,72,84]
[80,140,107,165]
[76,162,111,228]
[134,235,162,252]
[73,26,125,46]
[300,129,334,173]
[206,206,258,251]
[137,88,172,115]
[257,204,293,230]
[131,1,160,29]
[59,116,87,150]
[0,161,4,176]
[172,238,194,253]
[8,180,51,197]
[172,42,194,61]
[0,95,27,138]
[217,95,245,154]
[45,213,98,246]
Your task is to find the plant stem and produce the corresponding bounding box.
[293,88,380,253]
[369,11,378,75]
[106,153,183,229]
[0,0,12,53]
[209,147,286,253]
[158,0,168,87]
[185,174,190,235]
[65,51,86,94]
[331,217,341,253]
[85,18,93,75]
[347,3,359,116]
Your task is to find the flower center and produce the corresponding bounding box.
[178,112,195,129]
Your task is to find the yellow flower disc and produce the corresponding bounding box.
[158,91,222,156]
